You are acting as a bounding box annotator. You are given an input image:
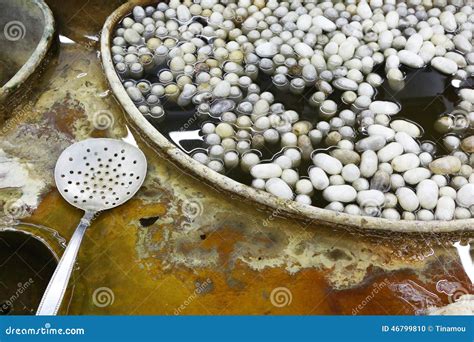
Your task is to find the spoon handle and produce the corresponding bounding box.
[36,211,96,315]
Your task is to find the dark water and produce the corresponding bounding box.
[152,67,468,148]
[0,231,57,315]
[144,66,472,200]
[377,66,459,149]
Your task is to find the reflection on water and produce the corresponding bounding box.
[58,35,76,45]
[169,129,202,153]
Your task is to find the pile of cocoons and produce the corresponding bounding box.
[111,0,474,221]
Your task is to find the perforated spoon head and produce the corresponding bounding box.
[54,138,147,212]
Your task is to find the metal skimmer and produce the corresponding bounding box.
[37,138,147,315]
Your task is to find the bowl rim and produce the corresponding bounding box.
[100,0,474,234]
[0,226,60,261]
[0,0,55,103]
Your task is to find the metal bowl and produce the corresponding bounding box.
[0,0,55,103]
[100,0,474,233]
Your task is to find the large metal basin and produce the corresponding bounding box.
[0,0,54,103]
[100,0,474,233]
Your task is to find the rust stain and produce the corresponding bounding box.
[42,96,88,137]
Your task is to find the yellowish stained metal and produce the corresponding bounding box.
[0,0,472,316]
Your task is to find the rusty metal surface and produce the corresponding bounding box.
[0,0,472,315]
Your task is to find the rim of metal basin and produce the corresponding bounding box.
[100,0,474,234]
[0,0,55,103]
[0,226,61,262]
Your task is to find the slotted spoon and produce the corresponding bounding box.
[36,138,147,315]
